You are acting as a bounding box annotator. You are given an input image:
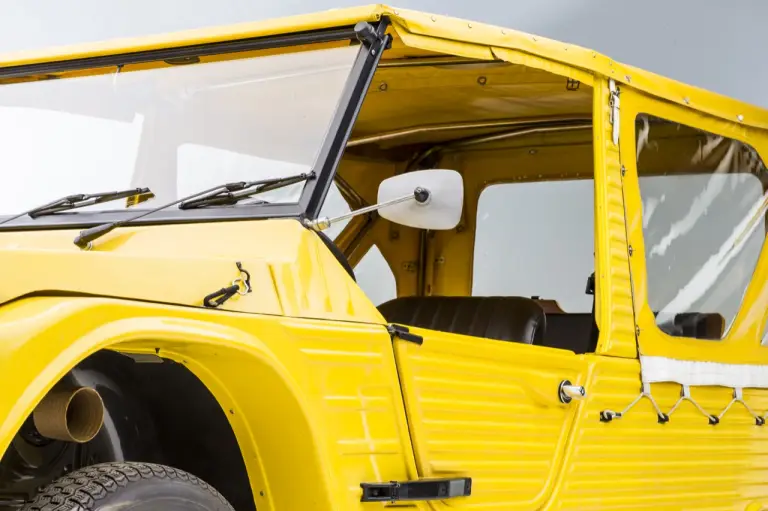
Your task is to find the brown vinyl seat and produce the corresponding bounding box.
[377,296,546,345]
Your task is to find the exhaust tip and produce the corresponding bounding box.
[33,387,104,443]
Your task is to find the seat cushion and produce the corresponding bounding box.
[378,296,546,344]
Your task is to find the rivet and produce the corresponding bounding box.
[501,29,507,35]
[431,15,436,21]
[393,10,399,15]
[477,76,487,86]
[625,75,631,82]
[229,409,235,415]
[532,36,537,41]
[371,49,376,55]
[592,52,597,58]
[378,82,388,92]
[260,491,265,497]
[529,149,537,155]
[468,23,472,28]
[683,97,690,104]
[738,114,744,122]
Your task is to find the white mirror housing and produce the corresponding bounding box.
[377,169,464,230]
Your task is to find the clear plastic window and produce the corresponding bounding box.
[635,114,768,340]
[472,179,595,313]
[354,244,396,306]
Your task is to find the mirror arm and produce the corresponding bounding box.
[305,188,429,232]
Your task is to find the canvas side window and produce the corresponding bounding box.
[354,244,397,306]
[635,114,768,340]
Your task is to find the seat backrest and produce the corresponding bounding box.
[542,313,593,353]
[378,296,546,345]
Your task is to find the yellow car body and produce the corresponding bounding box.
[0,5,767,510]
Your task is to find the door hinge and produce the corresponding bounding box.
[609,78,621,145]
[360,477,472,503]
[387,324,423,345]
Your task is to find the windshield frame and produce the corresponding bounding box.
[0,21,389,231]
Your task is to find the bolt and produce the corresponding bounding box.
[683,97,690,104]
[468,23,472,28]
[738,114,744,122]
[431,15,436,21]
[501,29,507,35]
[477,76,487,86]
[378,82,388,92]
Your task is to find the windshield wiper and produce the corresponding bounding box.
[178,172,313,210]
[73,171,315,249]
[0,188,153,227]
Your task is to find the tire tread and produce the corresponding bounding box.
[23,462,233,511]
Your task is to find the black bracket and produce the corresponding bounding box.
[387,324,423,345]
[360,478,471,503]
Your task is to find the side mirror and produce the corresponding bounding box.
[377,169,464,230]
[306,169,464,232]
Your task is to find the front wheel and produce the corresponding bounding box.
[23,462,235,510]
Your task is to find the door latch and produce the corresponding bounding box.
[559,379,586,404]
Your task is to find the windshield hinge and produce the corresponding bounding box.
[609,78,621,145]
[354,19,392,48]
[387,324,423,345]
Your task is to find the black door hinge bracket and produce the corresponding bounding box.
[387,324,423,345]
[361,477,471,503]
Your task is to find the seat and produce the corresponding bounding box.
[378,296,546,344]
[542,313,594,353]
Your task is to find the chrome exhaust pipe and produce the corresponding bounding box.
[32,387,104,443]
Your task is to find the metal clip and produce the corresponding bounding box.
[608,79,620,145]
[232,261,252,295]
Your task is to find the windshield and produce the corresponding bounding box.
[0,44,359,215]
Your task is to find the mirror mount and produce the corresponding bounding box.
[305,187,431,232]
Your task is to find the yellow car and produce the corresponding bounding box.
[0,5,767,511]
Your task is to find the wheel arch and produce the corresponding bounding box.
[0,297,335,511]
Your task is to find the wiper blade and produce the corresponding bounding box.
[0,188,153,226]
[178,172,314,210]
[73,171,315,249]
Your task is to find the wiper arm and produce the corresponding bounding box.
[73,171,315,249]
[179,172,313,210]
[0,188,153,226]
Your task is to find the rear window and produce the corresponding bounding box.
[472,179,595,313]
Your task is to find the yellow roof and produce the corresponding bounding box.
[1,4,766,130]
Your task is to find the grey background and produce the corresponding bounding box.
[1,0,767,109]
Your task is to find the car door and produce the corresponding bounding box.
[394,328,587,510]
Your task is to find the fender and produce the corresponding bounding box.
[0,296,418,510]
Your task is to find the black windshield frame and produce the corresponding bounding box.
[0,20,390,231]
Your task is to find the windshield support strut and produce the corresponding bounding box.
[300,19,392,220]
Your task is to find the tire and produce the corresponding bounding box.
[22,461,235,511]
